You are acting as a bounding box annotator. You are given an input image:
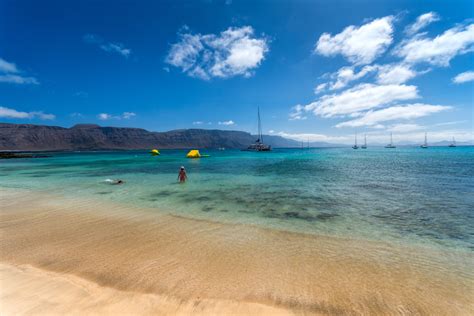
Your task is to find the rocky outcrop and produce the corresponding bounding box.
[0,123,298,151]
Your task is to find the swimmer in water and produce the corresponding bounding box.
[105,179,124,185]
[178,166,187,183]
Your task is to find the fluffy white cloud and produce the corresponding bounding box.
[405,12,440,36]
[335,103,451,128]
[300,83,419,118]
[376,64,417,84]
[270,131,350,143]
[320,63,418,91]
[97,113,112,120]
[0,57,39,84]
[122,112,136,119]
[395,24,474,66]
[329,65,378,90]
[452,70,474,84]
[97,112,135,120]
[289,104,307,120]
[166,26,269,79]
[0,106,55,120]
[315,16,394,65]
[192,121,204,125]
[218,120,235,125]
[0,74,39,84]
[386,123,423,133]
[100,43,131,58]
[84,34,131,58]
[0,58,18,73]
[314,83,328,94]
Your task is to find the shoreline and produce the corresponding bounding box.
[1,187,473,315]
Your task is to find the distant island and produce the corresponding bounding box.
[0,123,309,151]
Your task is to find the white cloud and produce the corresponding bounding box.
[335,103,451,128]
[100,43,131,58]
[0,57,39,85]
[97,112,136,120]
[0,106,55,120]
[405,12,440,36]
[320,63,418,90]
[303,83,419,118]
[434,120,468,126]
[386,123,423,133]
[83,34,131,58]
[289,104,307,120]
[452,70,474,83]
[192,121,204,125]
[328,65,378,90]
[314,83,328,94]
[122,112,136,119]
[315,16,394,65]
[98,113,112,120]
[271,131,350,143]
[0,74,39,85]
[376,64,417,84]
[395,24,474,66]
[165,26,269,79]
[218,120,235,125]
[0,58,18,73]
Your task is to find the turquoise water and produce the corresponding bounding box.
[1,147,473,251]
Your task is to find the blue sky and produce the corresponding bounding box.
[0,0,472,144]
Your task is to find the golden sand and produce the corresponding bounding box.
[1,188,473,315]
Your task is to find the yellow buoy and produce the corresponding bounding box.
[186,149,201,158]
[150,149,160,156]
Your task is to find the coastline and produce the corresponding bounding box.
[1,187,473,315]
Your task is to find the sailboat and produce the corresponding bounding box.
[245,107,271,151]
[449,137,456,147]
[361,134,367,149]
[420,132,428,148]
[352,133,359,149]
[385,133,396,148]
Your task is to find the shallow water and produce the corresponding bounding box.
[1,147,473,251]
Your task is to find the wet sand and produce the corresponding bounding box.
[1,188,473,315]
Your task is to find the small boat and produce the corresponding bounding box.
[449,137,456,147]
[352,133,359,149]
[361,134,367,149]
[245,107,271,152]
[420,132,428,148]
[385,133,396,148]
[218,147,226,151]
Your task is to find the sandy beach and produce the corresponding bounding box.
[0,187,473,315]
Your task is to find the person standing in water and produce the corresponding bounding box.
[178,166,187,183]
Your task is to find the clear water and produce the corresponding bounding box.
[1,147,473,252]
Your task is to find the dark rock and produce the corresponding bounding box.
[0,123,299,151]
[0,152,51,159]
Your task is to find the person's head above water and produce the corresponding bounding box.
[180,166,185,170]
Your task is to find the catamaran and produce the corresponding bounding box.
[420,132,428,148]
[352,133,359,149]
[385,133,396,148]
[245,107,271,151]
[361,134,367,149]
[449,137,456,147]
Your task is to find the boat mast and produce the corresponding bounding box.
[364,134,367,147]
[424,132,427,146]
[258,106,263,143]
[390,132,393,146]
[355,132,358,146]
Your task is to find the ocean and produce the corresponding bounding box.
[1,146,473,253]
